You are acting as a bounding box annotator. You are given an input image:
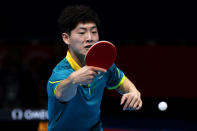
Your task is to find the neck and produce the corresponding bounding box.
[69,49,85,67]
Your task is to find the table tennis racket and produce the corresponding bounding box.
[85,41,117,70]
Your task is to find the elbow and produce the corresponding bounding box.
[55,88,76,102]
[55,89,63,100]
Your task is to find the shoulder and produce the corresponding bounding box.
[108,64,117,72]
[50,58,73,80]
[54,58,72,72]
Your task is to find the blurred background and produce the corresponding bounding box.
[0,0,197,130]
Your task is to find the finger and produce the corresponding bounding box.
[129,96,138,108]
[120,95,126,105]
[132,99,140,109]
[81,75,95,84]
[123,96,132,111]
[90,66,107,72]
[136,100,142,110]
[87,73,96,79]
[88,70,98,77]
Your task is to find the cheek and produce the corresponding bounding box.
[71,35,85,44]
[69,39,84,53]
[70,42,81,51]
[96,34,99,40]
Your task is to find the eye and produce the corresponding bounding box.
[92,31,97,34]
[78,32,85,35]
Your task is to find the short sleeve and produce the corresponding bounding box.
[106,64,125,90]
[47,69,72,97]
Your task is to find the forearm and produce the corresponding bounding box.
[54,66,107,102]
[118,76,142,110]
[55,75,78,102]
[116,77,139,94]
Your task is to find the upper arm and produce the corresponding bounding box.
[47,80,61,97]
[106,64,125,90]
[47,71,71,98]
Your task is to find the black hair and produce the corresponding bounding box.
[58,5,100,35]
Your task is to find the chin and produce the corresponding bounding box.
[83,49,89,55]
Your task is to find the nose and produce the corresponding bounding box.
[86,39,93,43]
[86,32,93,43]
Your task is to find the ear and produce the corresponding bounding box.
[62,33,70,45]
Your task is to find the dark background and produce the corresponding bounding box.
[1,0,197,44]
[0,0,197,130]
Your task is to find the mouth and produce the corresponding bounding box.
[84,45,92,49]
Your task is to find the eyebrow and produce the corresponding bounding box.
[79,26,97,31]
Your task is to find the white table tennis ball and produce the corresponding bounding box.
[158,101,168,111]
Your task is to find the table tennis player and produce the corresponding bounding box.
[47,5,142,131]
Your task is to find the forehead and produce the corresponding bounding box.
[74,22,97,30]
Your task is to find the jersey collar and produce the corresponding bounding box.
[66,50,81,71]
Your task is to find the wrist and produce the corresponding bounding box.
[68,73,79,86]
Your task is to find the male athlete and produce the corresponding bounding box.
[47,5,142,131]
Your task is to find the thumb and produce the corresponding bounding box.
[120,95,126,105]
